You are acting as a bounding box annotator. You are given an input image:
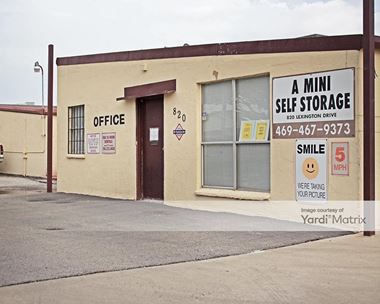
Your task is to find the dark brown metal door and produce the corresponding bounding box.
[137,95,164,200]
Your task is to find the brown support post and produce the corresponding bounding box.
[363,1,375,236]
[47,44,54,193]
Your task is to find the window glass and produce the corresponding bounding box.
[68,105,85,154]
[203,145,233,188]
[236,77,270,141]
[202,75,270,192]
[237,144,270,191]
[202,81,233,142]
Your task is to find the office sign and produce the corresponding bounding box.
[273,68,354,138]
[296,139,327,202]
[93,114,125,127]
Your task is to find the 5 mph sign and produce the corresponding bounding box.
[331,142,349,176]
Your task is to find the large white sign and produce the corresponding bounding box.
[296,139,327,202]
[273,68,354,138]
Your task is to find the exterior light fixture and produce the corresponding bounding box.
[34,61,44,108]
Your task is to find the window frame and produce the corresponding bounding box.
[201,77,270,192]
[67,105,85,155]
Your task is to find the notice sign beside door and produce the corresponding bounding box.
[87,133,100,154]
[296,139,327,202]
[102,132,116,154]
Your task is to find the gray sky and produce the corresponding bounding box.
[0,0,378,105]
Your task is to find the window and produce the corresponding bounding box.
[68,105,85,154]
[202,76,270,192]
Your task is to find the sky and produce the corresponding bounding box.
[0,0,378,105]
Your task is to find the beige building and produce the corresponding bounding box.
[0,105,57,178]
[55,34,380,201]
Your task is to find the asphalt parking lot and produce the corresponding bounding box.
[0,175,348,287]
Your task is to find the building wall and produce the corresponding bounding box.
[57,50,366,201]
[0,111,57,178]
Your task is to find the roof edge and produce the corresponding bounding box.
[56,34,364,66]
[0,105,57,116]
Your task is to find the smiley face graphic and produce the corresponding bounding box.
[302,157,319,180]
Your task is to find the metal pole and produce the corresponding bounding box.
[41,68,44,109]
[47,44,54,193]
[363,0,375,236]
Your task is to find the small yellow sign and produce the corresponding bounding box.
[255,120,269,141]
[240,121,254,141]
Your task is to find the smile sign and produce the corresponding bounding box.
[296,139,327,202]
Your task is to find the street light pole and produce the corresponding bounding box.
[34,61,44,109]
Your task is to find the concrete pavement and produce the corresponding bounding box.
[0,175,348,287]
[0,233,378,304]
[0,199,347,287]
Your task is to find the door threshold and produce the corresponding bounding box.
[139,199,164,204]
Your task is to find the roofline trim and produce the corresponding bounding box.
[56,34,364,66]
[0,105,57,116]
